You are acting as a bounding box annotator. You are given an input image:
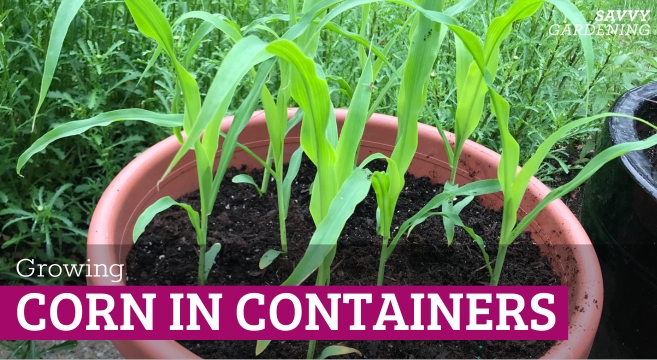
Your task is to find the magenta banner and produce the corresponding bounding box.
[0,286,568,341]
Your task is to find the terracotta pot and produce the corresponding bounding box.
[87,109,603,359]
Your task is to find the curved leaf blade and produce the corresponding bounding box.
[133,196,201,243]
[282,168,372,285]
[232,174,263,196]
[32,0,84,129]
[204,243,222,281]
[318,345,362,359]
[259,249,282,269]
[17,110,183,174]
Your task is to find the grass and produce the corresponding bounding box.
[0,0,655,356]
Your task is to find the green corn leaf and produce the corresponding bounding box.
[511,112,636,209]
[32,0,84,130]
[124,0,201,131]
[464,225,492,278]
[259,249,282,269]
[282,147,304,219]
[484,0,544,67]
[243,13,290,34]
[124,0,174,54]
[267,39,333,166]
[282,0,350,42]
[282,168,372,286]
[400,205,487,275]
[367,62,405,120]
[232,174,263,196]
[133,196,201,244]
[453,61,487,160]
[43,340,78,354]
[454,195,474,214]
[251,24,281,38]
[163,36,272,183]
[204,243,222,281]
[317,345,362,359]
[489,90,519,200]
[442,199,456,245]
[402,210,463,246]
[327,102,339,148]
[280,0,472,60]
[371,157,404,241]
[182,23,213,68]
[137,46,162,87]
[173,11,242,43]
[208,59,276,212]
[455,35,473,105]
[359,153,388,169]
[335,55,374,185]
[388,179,502,256]
[255,340,271,356]
[266,38,336,223]
[321,21,394,75]
[488,90,520,244]
[326,75,354,98]
[316,0,459,37]
[429,113,454,168]
[444,0,478,15]
[285,108,305,135]
[357,3,370,69]
[17,110,183,175]
[177,13,243,69]
[449,25,485,77]
[261,85,285,171]
[371,171,392,238]
[297,0,324,55]
[509,125,657,243]
[391,0,445,176]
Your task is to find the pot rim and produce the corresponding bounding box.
[608,81,657,199]
[88,109,602,359]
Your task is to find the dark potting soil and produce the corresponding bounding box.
[127,157,561,359]
[635,99,657,167]
[637,123,657,168]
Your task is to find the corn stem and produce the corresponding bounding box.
[197,217,209,286]
[307,340,317,359]
[275,176,288,254]
[377,235,388,286]
[490,244,508,286]
[261,144,273,194]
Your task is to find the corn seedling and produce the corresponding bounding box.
[369,0,486,285]
[20,0,385,357]
[391,0,657,286]
[489,100,657,285]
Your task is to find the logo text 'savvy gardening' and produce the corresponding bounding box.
[549,10,651,36]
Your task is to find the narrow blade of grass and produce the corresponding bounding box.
[31,0,84,130]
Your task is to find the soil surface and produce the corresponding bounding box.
[634,100,657,167]
[637,123,657,167]
[127,157,561,359]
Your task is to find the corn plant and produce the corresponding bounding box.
[368,0,489,285]
[238,0,333,265]
[390,0,657,286]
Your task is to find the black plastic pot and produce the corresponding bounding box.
[582,82,657,358]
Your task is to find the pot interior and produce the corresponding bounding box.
[89,109,601,359]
